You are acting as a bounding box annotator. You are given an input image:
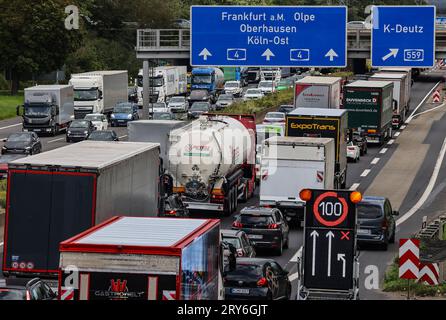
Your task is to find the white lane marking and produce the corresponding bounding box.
[394,132,401,137]
[411,103,446,119]
[371,158,380,165]
[350,183,360,191]
[387,139,395,145]
[380,148,388,154]
[290,246,302,263]
[47,138,64,144]
[0,123,21,131]
[400,125,406,130]
[406,81,441,124]
[119,135,128,139]
[288,272,300,282]
[360,169,371,177]
[397,137,446,227]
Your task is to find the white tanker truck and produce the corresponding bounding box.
[168,114,257,216]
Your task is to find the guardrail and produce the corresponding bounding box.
[137,29,190,50]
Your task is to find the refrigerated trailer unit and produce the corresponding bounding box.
[59,216,222,300]
[260,137,335,223]
[294,76,342,109]
[2,141,160,278]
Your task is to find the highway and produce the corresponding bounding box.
[0,70,445,300]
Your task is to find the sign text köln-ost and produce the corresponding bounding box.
[191,6,347,67]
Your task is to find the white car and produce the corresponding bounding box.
[347,21,366,30]
[347,142,361,162]
[168,96,188,113]
[224,81,243,97]
[263,112,285,124]
[243,89,264,101]
[258,81,276,95]
[150,102,169,114]
[84,114,108,131]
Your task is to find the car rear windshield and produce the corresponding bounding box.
[240,214,273,225]
[222,236,242,249]
[267,113,285,119]
[88,131,113,141]
[357,203,383,219]
[0,289,25,300]
[228,264,262,277]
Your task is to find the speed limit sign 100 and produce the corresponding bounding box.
[300,189,361,229]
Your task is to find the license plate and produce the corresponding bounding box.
[231,288,249,294]
[358,229,371,235]
[34,129,41,132]
[248,234,263,240]
[118,120,124,122]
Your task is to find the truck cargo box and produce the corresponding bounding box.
[59,216,220,300]
[294,76,342,109]
[3,141,160,277]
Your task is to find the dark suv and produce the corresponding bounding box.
[232,207,289,256]
[221,229,256,258]
[357,196,398,250]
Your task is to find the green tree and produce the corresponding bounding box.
[0,0,84,94]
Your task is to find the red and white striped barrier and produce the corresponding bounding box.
[399,239,420,279]
[418,263,440,285]
[432,90,441,103]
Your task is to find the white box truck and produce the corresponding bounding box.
[137,66,187,105]
[69,71,128,119]
[294,76,342,109]
[370,72,409,128]
[260,137,335,223]
[19,85,74,135]
[379,67,413,102]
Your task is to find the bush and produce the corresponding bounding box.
[0,74,9,91]
[223,88,294,115]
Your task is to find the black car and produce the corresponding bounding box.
[188,89,213,105]
[0,278,56,300]
[66,119,96,142]
[152,112,175,120]
[128,86,139,104]
[159,194,189,218]
[353,131,368,156]
[2,132,42,155]
[233,207,289,256]
[224,258,291,300]
[357,196,398,250]
[221,229,256,258]
[87,130,119,141]
[277,105,295,114]
[189,102,212,119]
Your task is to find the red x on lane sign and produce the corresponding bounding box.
[341,231,350,240]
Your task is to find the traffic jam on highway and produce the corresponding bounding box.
[0,3,446,303]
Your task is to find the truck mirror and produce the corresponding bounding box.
[16,105,23,116]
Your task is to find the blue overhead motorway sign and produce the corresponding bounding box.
[191,6,347,67]
[371,6,436,68]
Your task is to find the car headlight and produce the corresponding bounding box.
[25,146,32,150]
[127,114,132,119]
[111,114,115,119]
[67,131,71,134]
[84,131,88,135]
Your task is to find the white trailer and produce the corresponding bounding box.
[379,67,413,103]
[294,76,342,109]
[137,66,187,105]
[69,71,128,119]
[370,72,409,128]
[21,85,74,135]
[260,137,335,223]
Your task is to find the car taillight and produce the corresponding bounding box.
[268,223,279,229]
[233,221,243,228]
[348,147,355,151]
[167,210,177,215]
[211,194,225,203]
[257,277,268,287]
[26,291,31,301]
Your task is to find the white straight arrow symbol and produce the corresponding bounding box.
[382,49,399,61]
[199,48,212,61]
[310,230,319,276]
[325,49,339,61]
[337,254,346,278]
[326,231,335,277]
[262,48,275,61]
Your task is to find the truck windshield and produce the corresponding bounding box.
[24,105,51,117]
[192,75,212,84]
[74,89,99,101]
[137,76,164,87]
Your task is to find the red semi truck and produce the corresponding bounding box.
[58,216,228,300]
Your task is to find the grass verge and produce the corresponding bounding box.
[0,179,6,210]
[0,93,22,121]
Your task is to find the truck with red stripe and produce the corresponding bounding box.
[58,216,233,300]
[167,114,256,216]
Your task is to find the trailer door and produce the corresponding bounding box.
[4,171,53,272]
[46,173,95,270]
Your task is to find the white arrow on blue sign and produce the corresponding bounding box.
[191,6,347,67]
[371,5,436,68]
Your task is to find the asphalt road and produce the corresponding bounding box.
[0,72,444,300]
